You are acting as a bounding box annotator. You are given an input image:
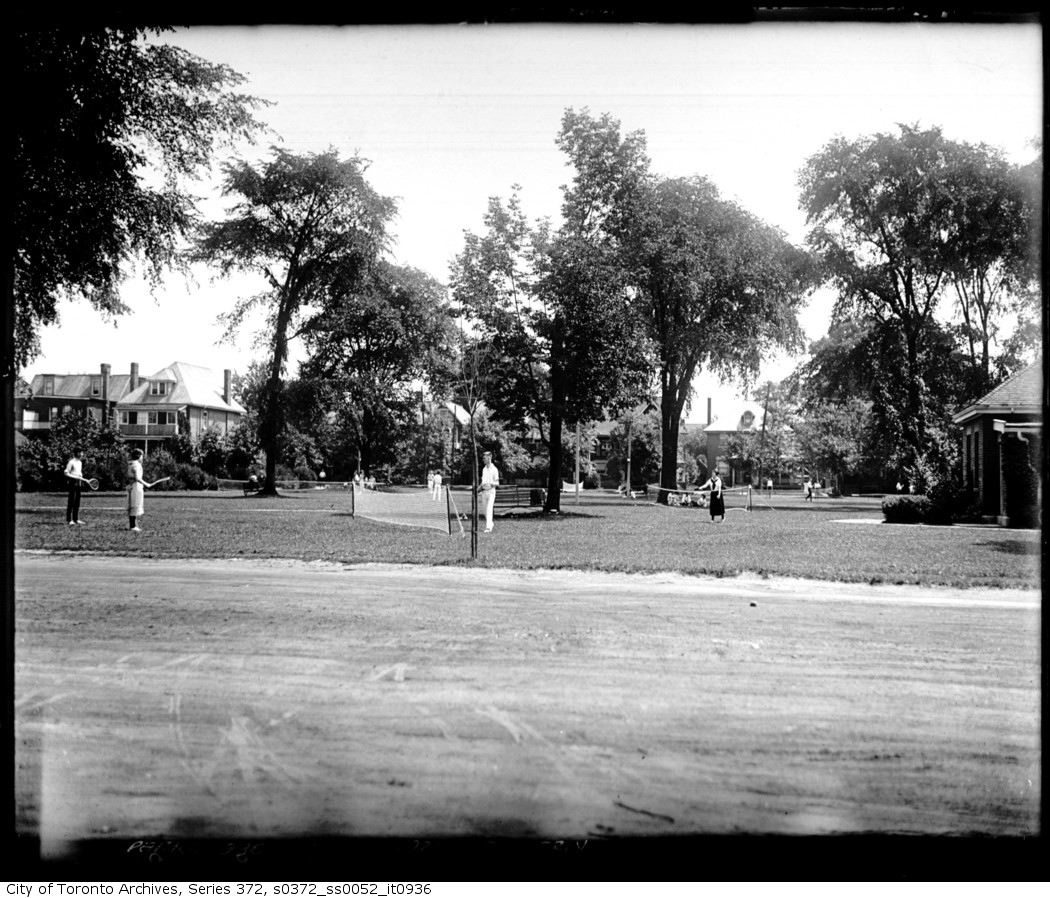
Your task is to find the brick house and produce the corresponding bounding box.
[17,361,245,455]
[951,360,1042,526]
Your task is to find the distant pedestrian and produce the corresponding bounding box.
[804,476,814,502]
[431,469,443,500]
[765,477,774,497]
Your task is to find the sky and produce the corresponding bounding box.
[26,21,1043,422]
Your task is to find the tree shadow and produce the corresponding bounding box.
[977,539,1041,555]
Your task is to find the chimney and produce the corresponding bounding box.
[707,397,712,426]
[100,363,110,403]
[223,369,232,405]
[130,362,139,391]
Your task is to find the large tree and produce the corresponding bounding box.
[798,124,1023,487]
[940,141,1042,395]
[11,27,265,372]
[192,147,396,495]
[299,261,457,476]
[450,113,654,514]
[633,175,814,502]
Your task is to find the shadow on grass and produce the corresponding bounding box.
[977,539,1041,555]
[496,510,603,521]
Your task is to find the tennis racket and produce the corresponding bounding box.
[147,477,171,488]
[78,476,99,490]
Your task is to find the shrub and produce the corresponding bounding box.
[293,465,318,483]
[175,463,216,491]
[882,495,933,524]
[143,449,180,485]
[16,437,53,491]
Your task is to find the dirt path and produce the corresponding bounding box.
[15,554,1040,853]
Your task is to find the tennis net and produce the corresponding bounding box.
[352,484,459,534]
[658,484,753,511]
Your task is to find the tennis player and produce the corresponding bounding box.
[698,469,725,523]
[479,451,500,532]
[64,446,85,526]
[127,448,150,532]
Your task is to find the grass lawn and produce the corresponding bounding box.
[15,487,1040,588]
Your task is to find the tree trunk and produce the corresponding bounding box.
[903,323,925,474]
[259,375,282,496]
[543,330,566,514]
[543,366,566,514]
[658,408,684,505]
[544,410,564,513]
[260,297,293,496]
[657,372,687,505]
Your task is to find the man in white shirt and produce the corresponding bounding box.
[479,451,500,533]
[64,446,85,525]
[432,469,443,500]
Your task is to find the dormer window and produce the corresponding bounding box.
[149,381,168,396]
[91,377,101,396]
[43,377,55,395]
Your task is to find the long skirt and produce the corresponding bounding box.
[709,493,725,518]
[127,483,144,517]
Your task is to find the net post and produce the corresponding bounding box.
[444,483,451,535]
[350,483,355,518]
[747,485,753,511]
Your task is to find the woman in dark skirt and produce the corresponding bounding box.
[699,470,725,522]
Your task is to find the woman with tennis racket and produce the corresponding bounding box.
[126,448,169,532]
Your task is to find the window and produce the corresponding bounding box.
[91,377,101,396]
[43,378,54,395]
[202,409,209,425]
[148,412,158,425]
[150,381,168,396]
[120,411,131,425]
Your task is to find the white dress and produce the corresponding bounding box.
[127,460,145,516]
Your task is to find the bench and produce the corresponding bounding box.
[492,485,545,510]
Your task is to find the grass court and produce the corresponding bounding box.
[13,485,1042,873]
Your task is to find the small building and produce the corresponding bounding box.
[703,402,769,486]
[952,360,1042,527]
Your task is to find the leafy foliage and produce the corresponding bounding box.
[193,147,396,493]
[624,167,814,501]
[300,261,457,476]
[11,27,265,371]
[452,111,658,513]
[797,124,1041,489]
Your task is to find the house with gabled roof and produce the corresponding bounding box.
[702,400,771,486]
[952,360,1042,526]
[17,360,245,456]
